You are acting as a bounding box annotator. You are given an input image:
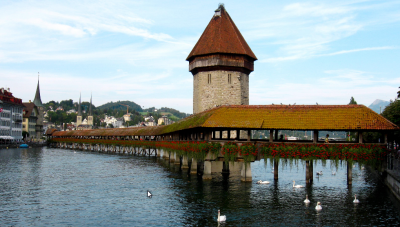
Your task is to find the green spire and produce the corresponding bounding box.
[33,72,43,107]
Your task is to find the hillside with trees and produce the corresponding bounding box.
[97,101,142,112]
[43,99,189,128]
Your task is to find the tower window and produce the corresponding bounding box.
[228,74,232,84]
[208,74,211,84]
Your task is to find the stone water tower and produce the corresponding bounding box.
[187,4,257,114]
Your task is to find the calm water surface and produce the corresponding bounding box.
[0,147,399,226]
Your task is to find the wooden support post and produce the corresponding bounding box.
[385,132,388,144]
[358,131,363,144]
[269,130,273,142]
[310,161,313,183]
[313,130,318,143]
[306,160,310,184]
[275,130,278,141]
[247,130,251,142]
[347,162,352,185]
[274,159,279,180]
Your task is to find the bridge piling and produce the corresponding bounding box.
[190,159,198,175]
[306,160,311,184]
[347,162,353,185]
[203,161,212,180]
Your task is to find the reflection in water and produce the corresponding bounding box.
[0,147,399,226]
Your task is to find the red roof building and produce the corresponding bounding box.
[188,4,257,114]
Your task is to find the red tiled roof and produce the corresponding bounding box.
[23,102,36,118]
[50,105,399,138]
[46,128,58,135]
[200,105,399,130]
[186,5,257,61]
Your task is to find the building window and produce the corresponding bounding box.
[228,74,232,84]
[208,74,211,84]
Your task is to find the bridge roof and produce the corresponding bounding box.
[51,105,398,138]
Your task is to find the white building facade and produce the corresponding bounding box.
[0,88,23,142]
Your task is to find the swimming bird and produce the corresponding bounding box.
[217,210,226,222]
[361,166,365,170]
[293,180,304,188]
[316,171,323,175]
[257,180,270,184]
[331,171,336,175]
[304,195,310,204]
[315,202,322,211]
[353,194,360,203]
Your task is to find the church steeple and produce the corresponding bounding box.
[33,72,43,107]
[89,93,92,116]
[88,93,93,127]
[76,93,82,127]
[78,93,82,116]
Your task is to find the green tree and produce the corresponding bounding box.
[349,97,357,105]
[381,97,400,143]
[22,131,29,139]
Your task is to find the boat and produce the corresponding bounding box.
[19,144,29,148]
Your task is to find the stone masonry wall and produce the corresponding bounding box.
[193,70,249,114]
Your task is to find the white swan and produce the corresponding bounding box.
[316,171,323,175]
[257,180,270,184]
[331,171,336,175]
[292,180,304,188]
[353,194,360,203]
[217,210,226,222]
[304,195,310,204]
[315,202,322,211]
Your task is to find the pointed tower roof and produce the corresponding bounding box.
[89,93,92,116]
[78,93,82,116]
[186,4,257,61]
[33,73,43,107]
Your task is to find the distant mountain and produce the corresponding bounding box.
[368,99,390,113]
[97,101,143,112]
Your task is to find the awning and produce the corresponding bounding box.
[0,136,15,140]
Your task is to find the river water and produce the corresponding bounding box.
[1,147,399,226]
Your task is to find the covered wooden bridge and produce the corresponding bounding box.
[48,105,398,184]
[48,105,398,143]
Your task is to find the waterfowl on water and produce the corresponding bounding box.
[257,180,270,184]
[316,171,323,175]
[293,180,304,188]
[304,195,310,204]
[353,194,360,203]
[217,210,226,222]
[315,202,322,211]
[331,171,336,175]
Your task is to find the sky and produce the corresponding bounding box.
[1,0,399,114]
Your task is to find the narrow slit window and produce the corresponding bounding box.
[208,74,211,84]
